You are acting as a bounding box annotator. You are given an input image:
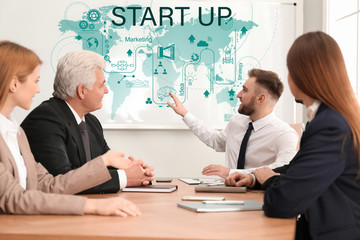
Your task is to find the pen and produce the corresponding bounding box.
[202,200,245,205]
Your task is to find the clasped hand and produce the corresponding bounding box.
[102,150,150,169]
[102,150,137,169]
[225,167,280,187]
[225,172,254,187]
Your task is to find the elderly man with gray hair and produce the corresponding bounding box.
[21,50,154,194]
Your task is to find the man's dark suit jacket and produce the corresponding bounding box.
[257,104,360,240]
[21,97,120,194]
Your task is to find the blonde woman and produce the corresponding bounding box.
[0,40,140,217]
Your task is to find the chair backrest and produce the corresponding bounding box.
[289,123,303,150]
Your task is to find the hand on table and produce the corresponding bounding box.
[202,164,230,179]
[84,197,141,217]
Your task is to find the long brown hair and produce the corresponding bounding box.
[287,31,360,176]
[0,41,42,108]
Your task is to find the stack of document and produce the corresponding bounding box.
[179,178,224,185]
[195,184,246,193]
[177,200,263,212]
[122,185,178,193]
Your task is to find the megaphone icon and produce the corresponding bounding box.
[157,44,175,60]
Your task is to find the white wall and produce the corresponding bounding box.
[299,0,324,122]
[103,0,324,178]
[304,0,324,32]
[104,129,225,178]
[8,0,322,178]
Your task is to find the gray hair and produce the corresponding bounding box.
[53,50,106,100]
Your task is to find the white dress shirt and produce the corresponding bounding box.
[65,102,127,189]
[306,100,321,122]
[183,111,299,175]
[0,114,27,189]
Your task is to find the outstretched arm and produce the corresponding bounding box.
[167,92,188,117]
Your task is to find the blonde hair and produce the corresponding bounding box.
[0,41,42,108]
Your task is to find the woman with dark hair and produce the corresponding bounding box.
[226,31,360,239]
[0,40,141,216]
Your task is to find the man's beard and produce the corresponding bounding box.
[238,97,256,116]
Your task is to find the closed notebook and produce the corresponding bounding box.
[122,185,178,193]
[195,184,246,193]
[177,200,262,212]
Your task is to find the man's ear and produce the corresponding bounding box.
[9,76,19,93]
[256,93,266,104]
[76,85,87,100]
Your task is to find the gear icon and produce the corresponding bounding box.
[87,9,100,22]
[191,53,199,62]
[79,20,88,29]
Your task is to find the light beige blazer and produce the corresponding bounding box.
[0,128,111,215]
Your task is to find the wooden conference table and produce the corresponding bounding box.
[0,179,295,240]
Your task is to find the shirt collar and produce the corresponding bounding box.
[0,113,20,136]
[65,101,84,125]
[306,100,321,122]
[246,111,275,132]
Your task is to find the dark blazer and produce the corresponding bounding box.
[261,104,360,240]
[21,97,120,194]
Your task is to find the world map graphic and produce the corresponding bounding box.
[55,3,258,123]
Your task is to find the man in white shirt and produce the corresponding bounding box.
[168,68,298,179]
[225,100,320,188]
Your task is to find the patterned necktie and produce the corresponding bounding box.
[237,122,253,169]
[78,121,91,162]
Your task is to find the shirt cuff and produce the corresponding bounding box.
[117,169,127,189]
[249,173,256,188]
[182,112,195,124]
[229,168,252,175]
